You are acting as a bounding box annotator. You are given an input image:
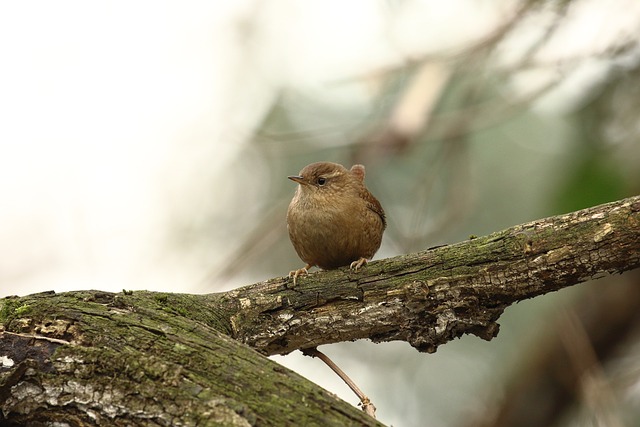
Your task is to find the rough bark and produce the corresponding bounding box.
[0,291,382,426]
[1,195,639,426]
[225,195,640,355]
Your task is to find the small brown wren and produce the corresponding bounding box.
[287,161,386,284]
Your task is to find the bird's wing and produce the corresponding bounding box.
[361,189,386,229]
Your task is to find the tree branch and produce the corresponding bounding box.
[0,291,383,426]
[1,195,638,426]
[220,195,640,355]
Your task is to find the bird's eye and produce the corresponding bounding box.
[317,177,326,186]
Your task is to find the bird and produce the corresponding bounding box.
[286,161,386,285]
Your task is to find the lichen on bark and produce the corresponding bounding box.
[1,195,639,426]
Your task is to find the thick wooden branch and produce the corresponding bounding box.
[1,195,638,425]
[221,195,640,355]
[0,291,382,426]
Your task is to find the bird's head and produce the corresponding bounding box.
[288,162,364,198]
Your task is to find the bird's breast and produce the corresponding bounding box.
[287,194,384,269]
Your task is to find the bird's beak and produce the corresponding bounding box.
[288,175,306,185]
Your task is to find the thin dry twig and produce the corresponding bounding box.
[302,347,377,418]
[1,331,72,346]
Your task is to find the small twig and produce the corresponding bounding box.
[1,331,72,345]
[302,347,376,418]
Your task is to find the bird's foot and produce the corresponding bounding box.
[288,264,312,286]
[349,257,368,271]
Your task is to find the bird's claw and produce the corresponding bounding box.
[288,266,310,286]
[349,257,368,271]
